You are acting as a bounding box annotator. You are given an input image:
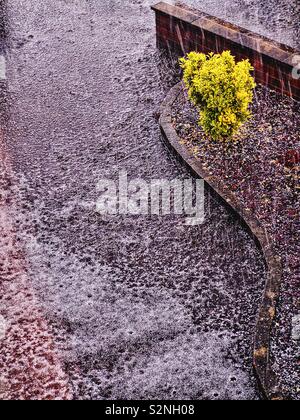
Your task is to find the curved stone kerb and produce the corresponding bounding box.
[159,81,284,401]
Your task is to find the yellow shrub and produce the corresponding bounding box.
[179,51,256,140]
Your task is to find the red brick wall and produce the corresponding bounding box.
[152,2,300,101]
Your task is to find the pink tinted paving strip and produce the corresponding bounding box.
[0,129,71,400]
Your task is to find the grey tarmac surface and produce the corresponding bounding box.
[182,0,300,49]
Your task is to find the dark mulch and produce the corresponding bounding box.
[172,84,300,399]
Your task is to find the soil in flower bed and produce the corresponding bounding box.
[171,84,300,399]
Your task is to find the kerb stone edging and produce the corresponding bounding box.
[159,81,284,401]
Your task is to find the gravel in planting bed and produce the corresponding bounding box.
[172,84,300,399]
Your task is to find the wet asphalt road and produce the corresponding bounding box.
[183,0,300,48]
[0,0,267,400]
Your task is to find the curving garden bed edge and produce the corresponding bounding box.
[160,81,284,401]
